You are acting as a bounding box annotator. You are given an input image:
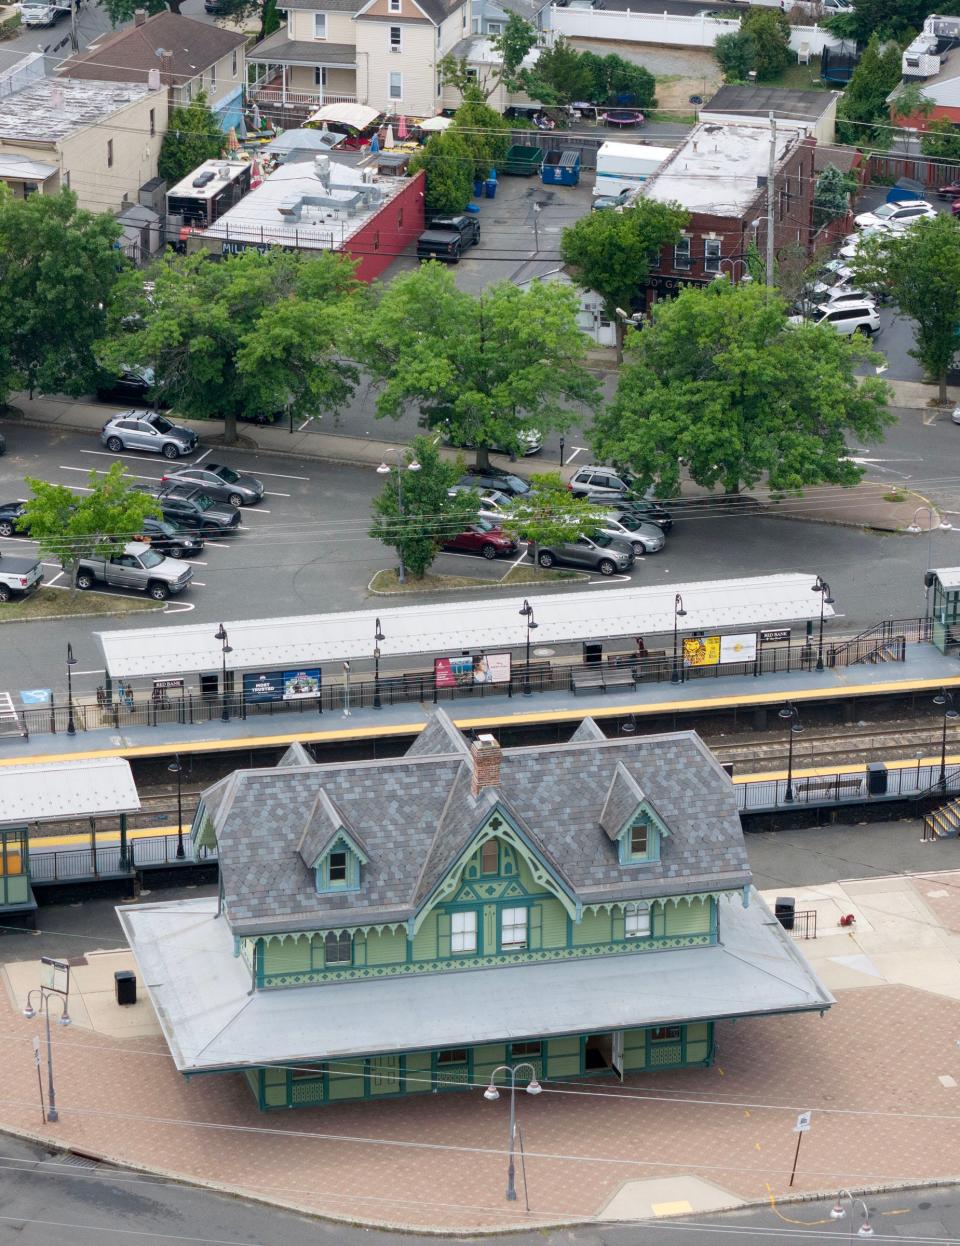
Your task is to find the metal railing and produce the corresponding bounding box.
[789,910,818,940]
[246,87,356,108]
[737,761,960,813]
[29,834,216,885]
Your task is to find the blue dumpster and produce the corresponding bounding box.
[541,150,581,186]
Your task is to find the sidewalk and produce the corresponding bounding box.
[1,393,940,532]
[0,868,957,1231]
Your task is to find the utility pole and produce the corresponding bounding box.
[69,0,79,54]
[765,111,776,289]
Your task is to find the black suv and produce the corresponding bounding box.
[155,485,241,534]
[458,467,533,498]
[136,517,204,558]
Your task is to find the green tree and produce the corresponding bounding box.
[21,463,161,588]
[0,187,122,407]
[740,8,791,79]
[102,249,362,443]
[713,31,757,83]
[409,129,474,214]
[591,53,656,108]
[450,88,509,180]
[440,13,538,100]
[829,0,958,44]
[502,471,598,571]
[592,280,893,497]
[560,198,689,362]
[920,117,960,162]
[813,163,858,229]
[369,437,478,579]
[521,36,596,105]
[158,93,223,186]
[359,263,600,470]
[836,34,903,147]
[851,213,960,403]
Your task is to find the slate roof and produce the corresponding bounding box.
[210,711,752,937]
[58,11,245,88]
[356,0,464,23]
[278,742,315,768]
[599,762,644,840]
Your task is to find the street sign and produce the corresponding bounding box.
[760,629,791,644]
[794,1110,813,1133]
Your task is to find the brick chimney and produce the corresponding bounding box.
[134,7,147,23]
[470,733,501,796]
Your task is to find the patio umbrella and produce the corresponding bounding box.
[384,124,395,148]
[419,115,451,132]
[397,115,408,139]
[226,126,240,151]
[250,156,263,188]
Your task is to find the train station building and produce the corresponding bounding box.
[119,710,832,1110]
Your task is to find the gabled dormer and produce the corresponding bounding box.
[600,762,670,867]
[296,789,369,895]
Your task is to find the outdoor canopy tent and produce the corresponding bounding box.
[418,115,452,132]
[305,103,380,130]
[95,574,835,681]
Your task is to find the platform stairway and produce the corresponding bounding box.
[0,692,25,738]
[923,796,960,840]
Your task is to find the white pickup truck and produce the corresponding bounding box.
[20,0,70,26]
[0,551,43,603]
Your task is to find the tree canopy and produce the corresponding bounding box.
[591,280,893,497]
[920,117,960,162]
[21,463,161,585]
[158,94,224,187]
[826,0,960,45]
[714,9,790,82]
[102,249,363,442]
[408,128,474,214]
[450,88,509,181]
[440,13,538,100]
[0,187,123,407]
[369,437,478,579]
[851,213,960,403]
[560,198,689,360]
[521,40,656,107]
[813,163,858,229]
[501,471,598,567]
[358,263,600,469]
[835,34,903,147]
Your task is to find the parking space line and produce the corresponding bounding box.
[184,559,207,566]
[60,464,161,482]
[240,507,271,514]
[297,417,313,431]
[191,581,206,587]
[227,468,310,481]
[80,449,156,464]
[204,541,229,549]
[565,446,588,462]
[195,449,213,463]
[264,491,290,498]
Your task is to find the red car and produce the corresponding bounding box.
[937,181,960,199]
[443,520,518,559]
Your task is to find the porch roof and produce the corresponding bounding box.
[118,889,833,1074]
[247,30,357,67]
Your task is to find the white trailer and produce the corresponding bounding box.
[593,141,673,199]
[20,0,70,25]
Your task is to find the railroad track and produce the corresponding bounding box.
[705,720,958,773]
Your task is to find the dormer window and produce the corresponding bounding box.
[328,851,347,884]
[629,825,647,857]
[314,837,363,893]
[619,817,660,866]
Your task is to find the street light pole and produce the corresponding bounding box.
[377,450,422,586]
[778,702,803,803]
[66,643,77,736]
[933,688,959,787]
[519,600,537,696]
[23,987,71,1124]
[373,617,385,710]
[483,1062,542,1201]
[168,754,185,859]
[811,576,834,672]
[214,624,232,723]
[671,593,687,685]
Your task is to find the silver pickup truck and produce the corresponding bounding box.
[0,551,43,603]
[75,541,192,601]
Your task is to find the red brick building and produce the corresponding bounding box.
[636,122,816,310]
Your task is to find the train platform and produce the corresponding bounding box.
[4,638,960,767]
[0,867,956,1231]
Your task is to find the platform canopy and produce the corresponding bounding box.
[119,891,834,1073]
[96,573,834,680]
[0,757,140,826]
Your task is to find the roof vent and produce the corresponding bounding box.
[313,154,331,186]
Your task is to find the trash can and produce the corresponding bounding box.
[115,970,137,1006]
[582,641,602,665]
[867,761,887,795]
[774,897,795,931]
[484,178,497,199]
[473,178,483,197]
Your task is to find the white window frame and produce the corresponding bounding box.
[703,237,721,274]
[388,70,403,100]
[313,12,327,38]
[624,903,651,938]
[501,906,527,949]
[389,24,402,51]
[673,237,691,271]
[314,66,327,87]
[389,0,401,9]
[487,19,502,32]
[451,910,477,953]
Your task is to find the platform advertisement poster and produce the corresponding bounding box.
[474,652,511,684]
[682,635,720,668]
[719,633,757,664]
[243,670,285,703]
[283,669,321,700]
[434,656,474,688]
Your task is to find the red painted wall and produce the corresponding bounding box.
[344,170,425,282]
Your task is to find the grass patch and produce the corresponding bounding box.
[370,564,580,593]
[0,587,159,622]
[883,489,908,503]
[762,59,826,92]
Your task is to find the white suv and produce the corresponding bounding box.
[854,200,937,229]
[811,301,881,336]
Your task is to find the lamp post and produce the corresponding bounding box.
[483,1063,542,1202]
[933,688,959,787]
[214,624,232,723]
[373,617,385,710]
[811,576,834,672]
[168,754,185,859]
[778,701,803,803]
[519,599,538,696]
[830,1190,874,1238]
[908,506,952,610]
[376,449,421,585]
[671,593,687,685]
[22,985,71,1124]
[715,256,753,284]
[65,642,77,736]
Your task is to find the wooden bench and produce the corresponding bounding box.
[794,776,863,798]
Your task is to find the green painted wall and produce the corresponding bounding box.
[366,928,405,965]
[546,1035,581,1078]
[327,1062,366,1101]
[572,909,612,945]
[263,937,311,975]
[413,912,437,960]
[664,898,711,936]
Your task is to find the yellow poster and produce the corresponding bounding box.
[682,635,720,667]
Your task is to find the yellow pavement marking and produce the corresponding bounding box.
[30,826,181,851]
[765,1183,833,1226]
[882,1210,910,1216]
[651,1202,693,1217]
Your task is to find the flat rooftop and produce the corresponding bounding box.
[702,84,837,123]
[0,78,155,142]
[641,121,800,216]
[168,158,251,199]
